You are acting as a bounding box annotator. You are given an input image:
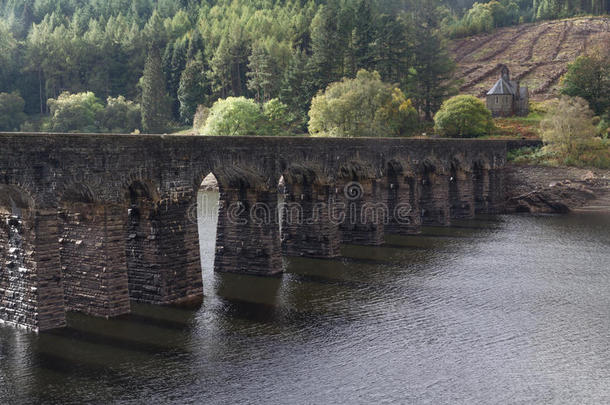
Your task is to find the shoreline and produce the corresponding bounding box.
[504,164,610,214]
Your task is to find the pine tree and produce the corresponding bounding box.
[279,50,311,131]
[169,39,187,118]
[351,0,375,72]
[247,43,274,103]
[307,3,344,92]
[187,30,204,62]
[141,47,171,133]
[178,51,208,124]
[162,41,174,94]
[406,0,458,120]
[372,14,410,85]
[209,37,232,99]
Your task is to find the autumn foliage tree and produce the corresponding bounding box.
[540,96,599,156]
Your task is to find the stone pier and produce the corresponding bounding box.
[474,161,492,214]
[1,185,66,331]
[125,183,202,305]
[449,162,475,219]
[420,161,451,226]
[59,200,130,317]
[281,167,341,258]
[337,162,385,246]
[385,160,422,234]
[214,186,283,276]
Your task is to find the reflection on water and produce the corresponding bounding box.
[1,202,609,403]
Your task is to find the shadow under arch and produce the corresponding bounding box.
[385,159,422,235]
[472,158,492,214]
[419,157,451,226]
[202,166,283,276]
[449,156,475,219]
[280,163,341,258]
[336,160,385,246]
[0,184,65,331]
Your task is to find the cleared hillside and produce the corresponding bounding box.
[451,17,610,101]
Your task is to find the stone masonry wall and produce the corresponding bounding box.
[282,182,341,258]
[0,133,509,331]
[59,202,130,317]
[215,188,283,276]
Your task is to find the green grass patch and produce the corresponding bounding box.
[508,139,610,169]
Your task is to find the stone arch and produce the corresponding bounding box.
[124,179,161,206]
[194,172,221,278]
[0,184,36,218]
[338,160,378,182]
[336,160,385,245]
[58,182,96,204]
[210,165,283,275]
[280,164,340,258]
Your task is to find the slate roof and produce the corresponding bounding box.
[487,77,514,95]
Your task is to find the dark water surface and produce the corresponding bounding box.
[1,209,609,404]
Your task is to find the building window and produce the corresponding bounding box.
[495,96,499,104]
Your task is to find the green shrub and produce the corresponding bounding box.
[48,92,104,133]
[202,97,267,136]
[434,95,494,137]
[263,98,297,136]
[0,92,26,131]
[98,96,141,133]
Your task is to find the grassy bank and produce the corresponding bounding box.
[509,138,610,169]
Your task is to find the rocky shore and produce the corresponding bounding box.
[504,164,610,214]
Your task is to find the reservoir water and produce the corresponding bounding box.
[1,192,609,404]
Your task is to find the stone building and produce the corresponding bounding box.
[486,65,529,117]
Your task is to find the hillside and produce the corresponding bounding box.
[451,17,610,101]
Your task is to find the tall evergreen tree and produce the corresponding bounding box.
[186,30,204,62]
[351,0,376,73]
[141,46,171,133]
[178,51,208,124]
[406,0,458,120]
[247,43,274,103]
[209,37,232,99]
[162,41,175,94]
[279,50,311,131]
[307,3,344,92]
[372,14,410,85]
[169,38,187,118]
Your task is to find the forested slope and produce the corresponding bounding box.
[451,16,610,100]
[0,0,608,134]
